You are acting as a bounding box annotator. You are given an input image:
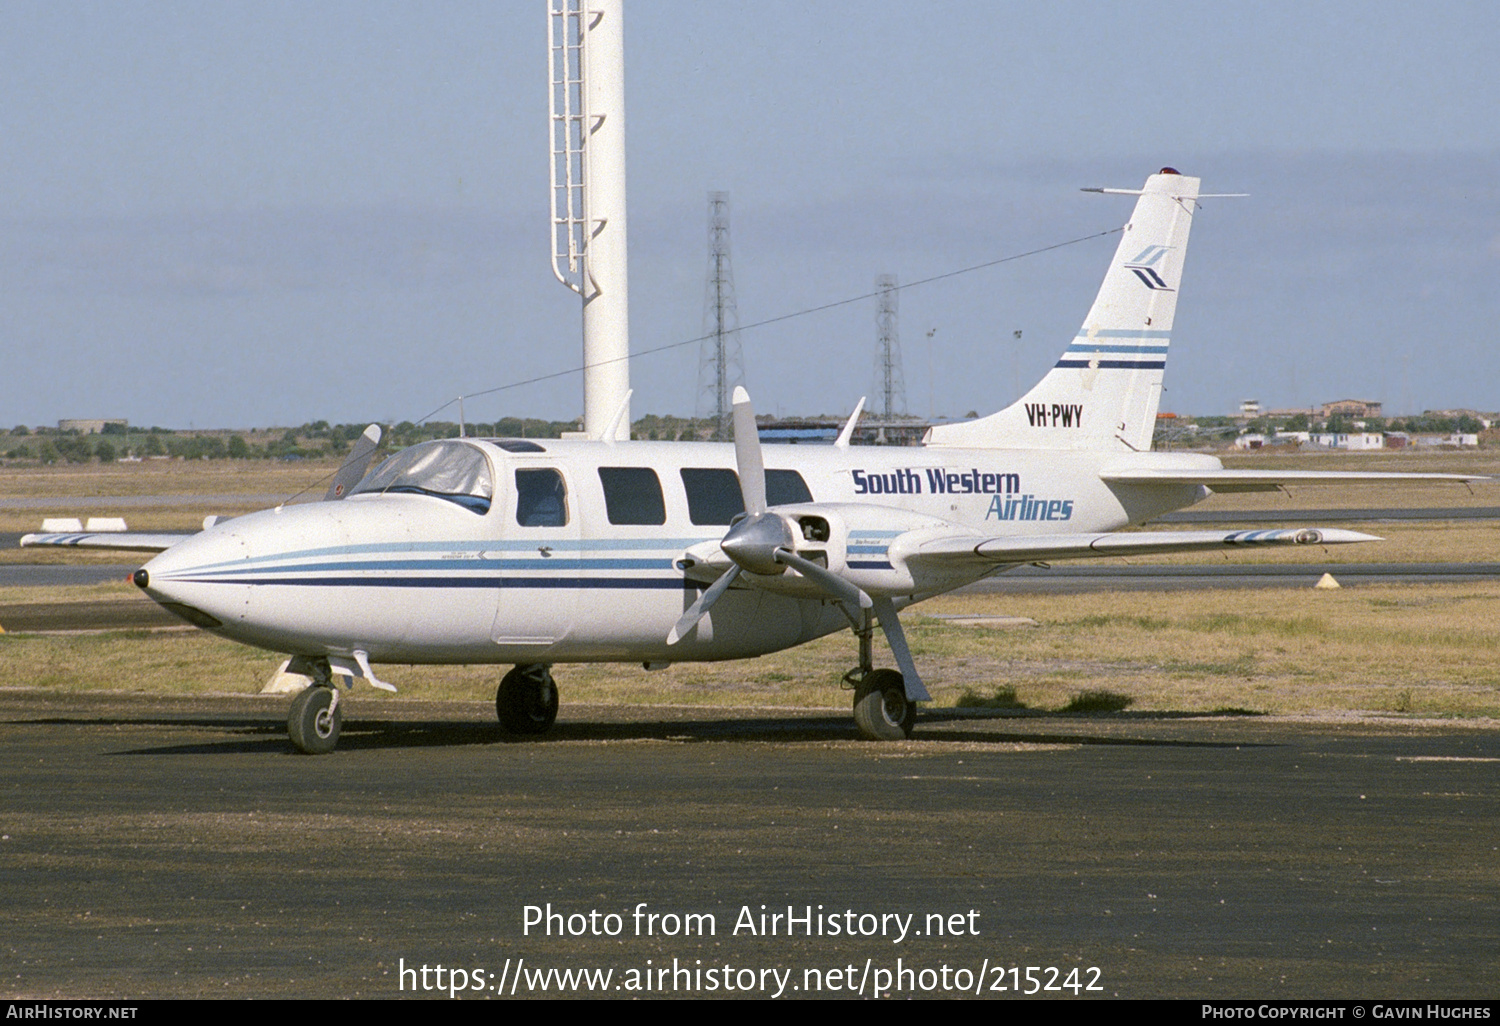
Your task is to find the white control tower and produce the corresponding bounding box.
[549,0,631,440]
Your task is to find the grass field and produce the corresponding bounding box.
[3,580,1497,719]
[3,451,1499,718]
[0,457,345,500]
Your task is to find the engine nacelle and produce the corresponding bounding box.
[744,502,957,600]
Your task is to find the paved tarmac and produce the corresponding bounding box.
[1,691,1495,1000]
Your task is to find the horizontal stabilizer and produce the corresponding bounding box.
[20,532,191,554]
[1100,468,1484,494]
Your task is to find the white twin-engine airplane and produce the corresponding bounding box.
[25,169,1473,753]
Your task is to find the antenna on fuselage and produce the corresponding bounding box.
[549,0,630,441]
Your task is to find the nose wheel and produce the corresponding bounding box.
[288,685,342,754]
[496,664,559,735]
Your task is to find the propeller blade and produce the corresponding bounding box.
[324,424,383,501]
[667,565,742,645]
[870,596,932,702]
[731,386,766,516]
[773,548,871,624]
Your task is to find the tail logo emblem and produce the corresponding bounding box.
[1124,245,1174,291]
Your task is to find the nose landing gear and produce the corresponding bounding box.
[288,684,341,755]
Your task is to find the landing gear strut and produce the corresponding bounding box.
[844,610,917,741]
[496,664,559,735]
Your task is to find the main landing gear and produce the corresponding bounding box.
[496,664,559,735]
[845,611,917,741]
[852,668,915,741]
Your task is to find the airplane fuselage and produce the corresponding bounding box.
[137,437,1214,668]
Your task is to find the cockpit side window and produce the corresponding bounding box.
[598,467,666,525]
[515,468,569,527]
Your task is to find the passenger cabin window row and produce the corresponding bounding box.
[513,466,813,527]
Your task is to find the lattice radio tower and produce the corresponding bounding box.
[698,191,745,440]
[874,274,907,418]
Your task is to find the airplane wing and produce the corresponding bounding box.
[900,526,1380,571]
[1099,468,1483,494]
[19,531,192,554]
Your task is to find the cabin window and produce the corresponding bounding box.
[768,469,814,505]
[515,468,569,527]
[680,468,741,525]
[598,467,666,525]
[680,468,814,524]
[349,440,493,514]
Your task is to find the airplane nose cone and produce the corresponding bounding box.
[132,498,425,652]
[136,525,248,630]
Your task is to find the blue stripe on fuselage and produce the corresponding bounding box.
[160,556,676,579]
[165,574,697,590]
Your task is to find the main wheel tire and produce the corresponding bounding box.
[496,665,559,735]
[288,686,341,754]
[853,669,916,741]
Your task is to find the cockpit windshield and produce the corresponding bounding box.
[348,440,493,514]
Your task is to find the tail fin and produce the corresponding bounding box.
[925,168,1200,451]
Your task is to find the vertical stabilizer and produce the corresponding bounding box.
[926,169,1199,451]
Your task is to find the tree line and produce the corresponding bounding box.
[3,414,729,464]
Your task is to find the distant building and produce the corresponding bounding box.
[1311,432,1385,450]
[1238,399,1261,417]
[1413,433,1479,448]
[758,416,927,446]
[58,419,128,434]
[758,425,838,444]
[1320,399,1382,419]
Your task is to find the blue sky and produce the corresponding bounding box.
[2,2,1496,428]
